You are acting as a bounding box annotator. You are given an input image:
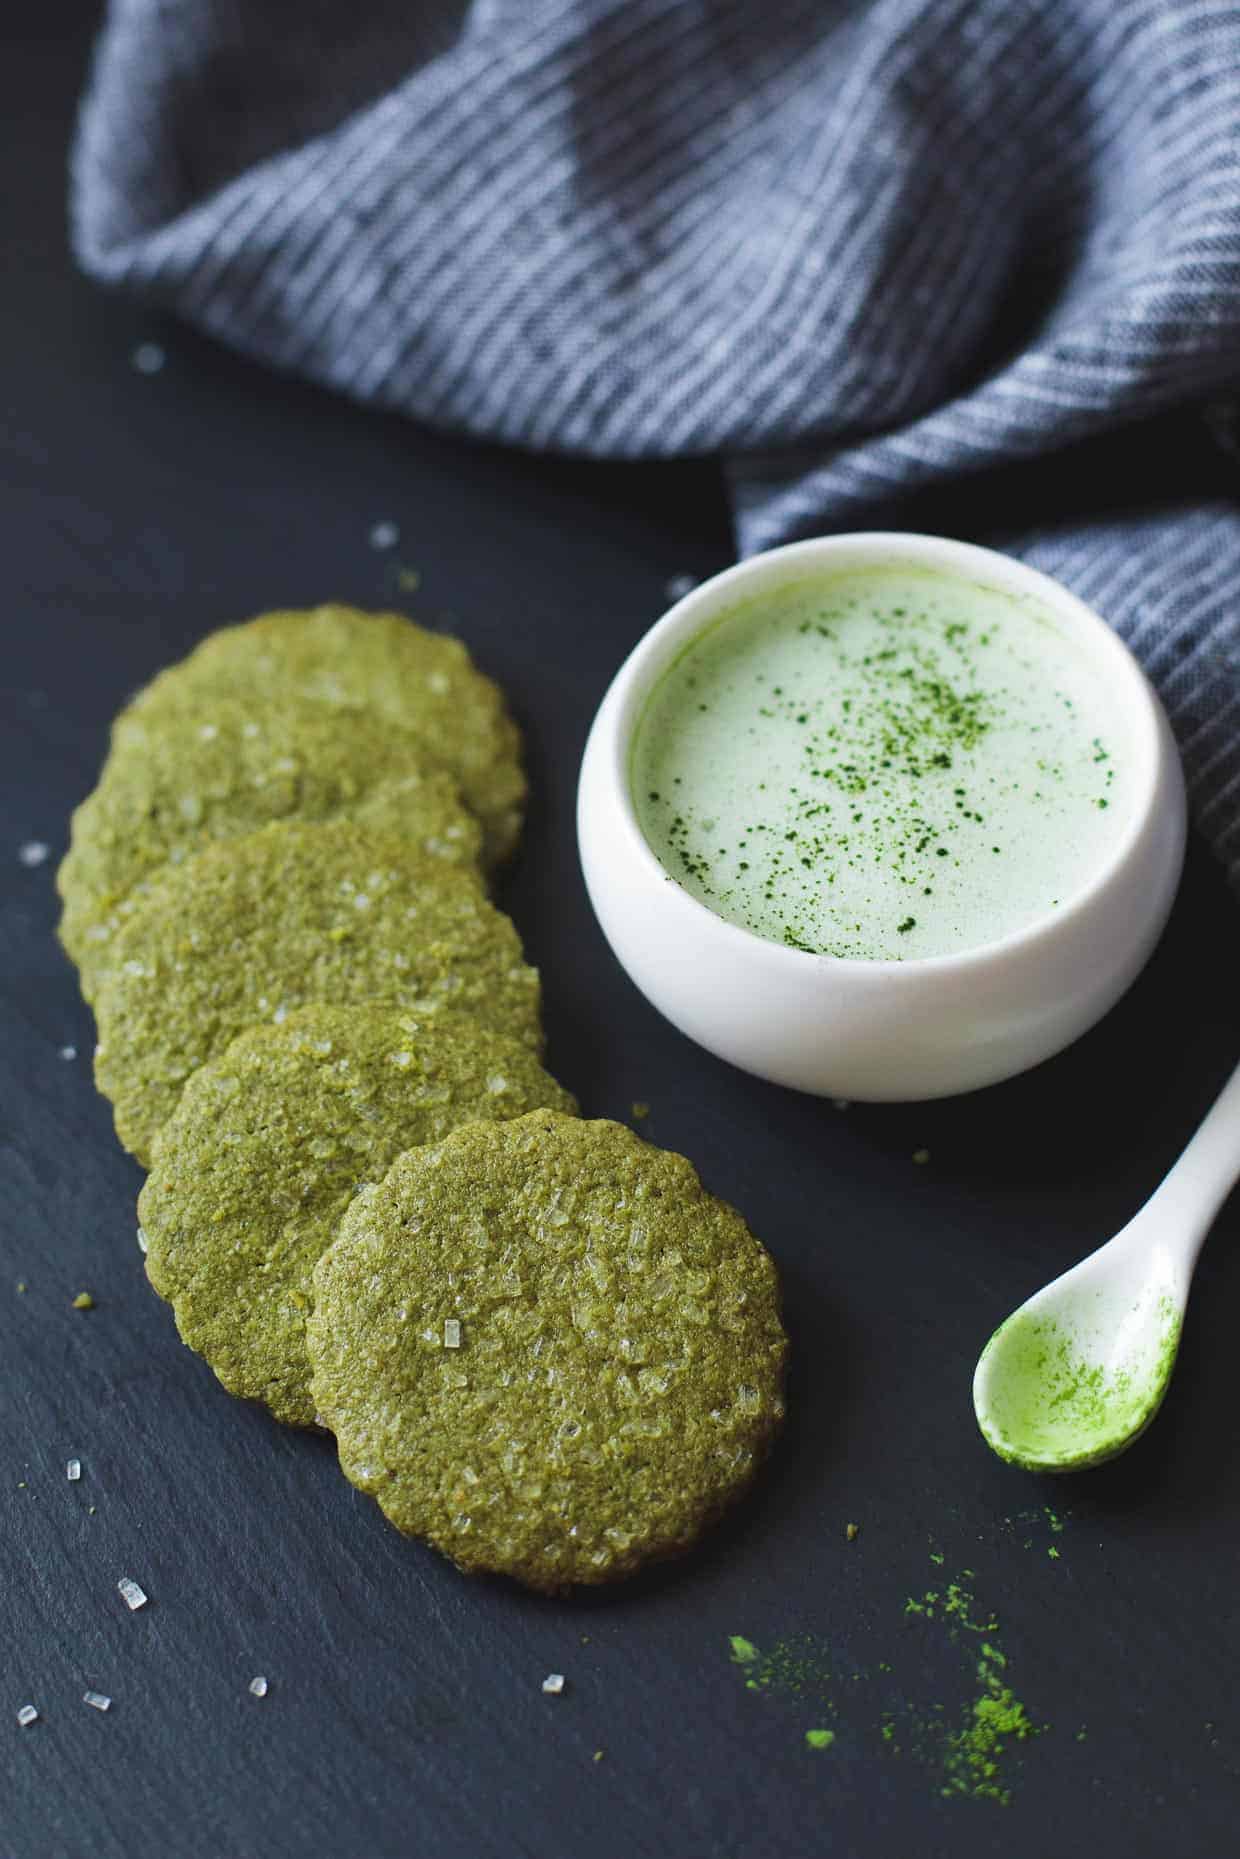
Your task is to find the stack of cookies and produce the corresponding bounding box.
[58,605,786,1590]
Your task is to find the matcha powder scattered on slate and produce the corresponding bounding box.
[726,1558,1050,1805]
[941,1642,1037,1803]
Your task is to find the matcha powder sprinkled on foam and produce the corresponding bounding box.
[633,566,1128,961]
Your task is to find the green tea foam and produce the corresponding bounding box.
[631,566,1133,961]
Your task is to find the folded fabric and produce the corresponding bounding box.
[72,0,1240,892]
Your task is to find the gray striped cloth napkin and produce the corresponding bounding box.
[72,0,1240,892]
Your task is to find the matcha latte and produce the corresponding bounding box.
[632,566,1133,962]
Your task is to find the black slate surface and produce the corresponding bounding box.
[4,13,1240,1859]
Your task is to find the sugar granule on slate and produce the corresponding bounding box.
[542,1674,565,1696]
[118,1577,147,1611]
[83,1692,111,1712]
[67,1459,81,1482]
[59,1045,77,1062]
[16,1705,38,1727]
[249,1676,269,1698]
[18,841,50,867]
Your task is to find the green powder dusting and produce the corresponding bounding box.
[904,1574,996,1634]
[632,566,1127,961]
[728,1634,837,1703]
[940,1643,1037,1804]
[1003,1506,1072,1556]
[726,1563,1051,1805]
[980,1295,1181,1470]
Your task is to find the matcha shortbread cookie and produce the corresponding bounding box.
[122,606,525,866]
[93,819,543,1164]
[58,694,481,991]
[309,1113,787,1591]
[140,1006,576,1427]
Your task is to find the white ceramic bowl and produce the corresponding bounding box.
[577,533,1187,1101]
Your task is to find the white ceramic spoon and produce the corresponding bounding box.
[973,1057,1240,1472]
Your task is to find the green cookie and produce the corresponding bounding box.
[93,819,542,1164]
[140,1005,576,1427]
[58,694,480,993]
[309,1113,787,1592]
[122,606,525,866]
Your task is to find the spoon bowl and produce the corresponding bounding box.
[973,1244,1184,1473]
[974,1055,1240,1473]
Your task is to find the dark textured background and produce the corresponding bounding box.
[3,11,1239,1858]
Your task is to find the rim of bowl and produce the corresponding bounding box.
[598,531,1180,977]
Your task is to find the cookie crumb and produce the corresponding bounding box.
[72,1292,95,1311]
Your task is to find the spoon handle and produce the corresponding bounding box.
[1132,1055,1240,1265]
